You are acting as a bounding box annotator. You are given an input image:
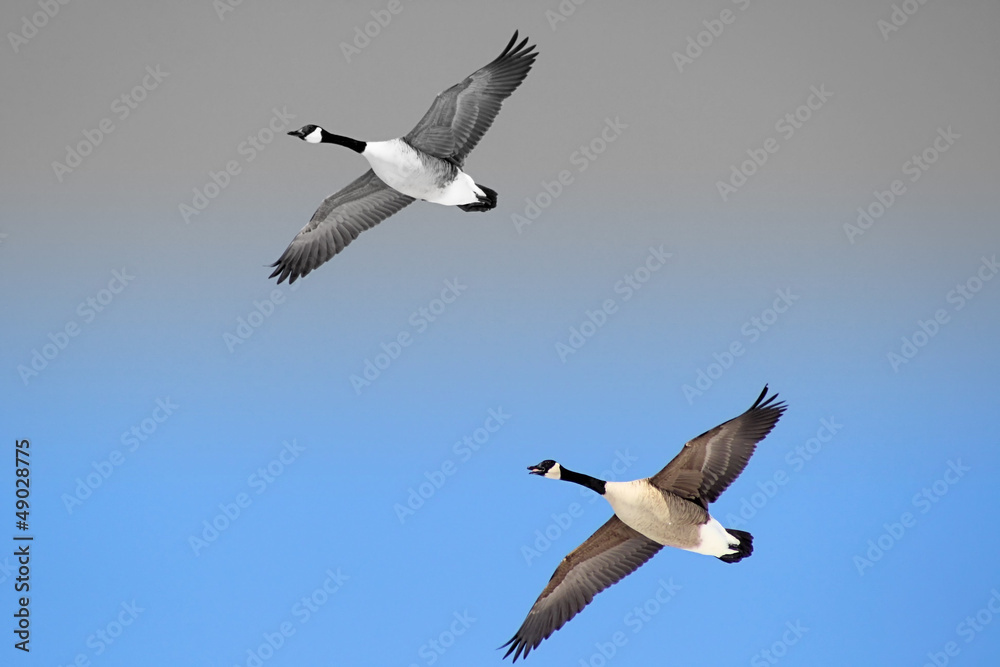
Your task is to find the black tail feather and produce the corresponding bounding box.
[718,529,753,563]
[457,184,498,212]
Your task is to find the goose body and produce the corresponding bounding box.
[602,480,734,557]
[502,386,787,662]
[270,32,537,283]
[361,139,486,206]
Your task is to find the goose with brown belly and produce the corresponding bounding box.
[503,386,787,661]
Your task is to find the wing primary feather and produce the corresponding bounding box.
[650,387,787,504]
[502,517,661,661]
[269,170,414,283]
[404,31,538,162]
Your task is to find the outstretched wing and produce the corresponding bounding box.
[269,170,414,283]
[502,516,662,662]
[651,386,787,507]
[405,31,538,166]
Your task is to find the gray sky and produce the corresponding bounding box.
[3,1,997,203]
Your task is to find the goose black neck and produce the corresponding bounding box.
[560,467,606,495]
[321,131,366,153]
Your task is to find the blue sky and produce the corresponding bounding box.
[3,1,999,665]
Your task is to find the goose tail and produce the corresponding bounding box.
[458,184,498,212]
[718,529,754,563]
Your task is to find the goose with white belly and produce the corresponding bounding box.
[271,31,537,283]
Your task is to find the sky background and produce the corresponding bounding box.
[2,1,999,665]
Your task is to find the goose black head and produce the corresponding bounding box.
[288,124,324,143]
[528,460,561,479]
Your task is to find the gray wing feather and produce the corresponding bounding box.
[405,31,537,166]
[502,517,662,662]
[269,170,414,283]
[651,386,787,505]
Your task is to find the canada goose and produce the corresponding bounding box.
[269,32,537,283]
[502,386,786,661]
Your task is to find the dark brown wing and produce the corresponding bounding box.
[501,516,662,662]
[269,170,414,283]
[650,386,787,507]
[404,31,537,166]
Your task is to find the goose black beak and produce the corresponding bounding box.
[287,130,303,138]
[527,465,544,475]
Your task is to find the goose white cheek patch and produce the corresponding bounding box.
[305,128,324,143]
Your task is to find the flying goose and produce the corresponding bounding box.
[502,386,787,661]
[269,31,538,283]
